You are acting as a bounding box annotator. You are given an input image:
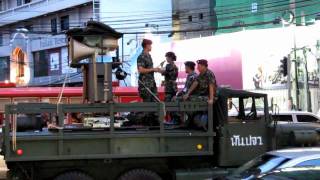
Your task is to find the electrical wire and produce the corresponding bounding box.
[0,0,317,28]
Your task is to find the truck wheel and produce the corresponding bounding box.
[54,171,93,180]
[118,169,162,180]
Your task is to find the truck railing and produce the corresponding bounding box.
[3,102,215,161]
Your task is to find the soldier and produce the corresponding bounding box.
[161,52,178,102]
[183,59,217,104]
[177,61,198,97]
[137,39,161,102]
[183,59,217,130]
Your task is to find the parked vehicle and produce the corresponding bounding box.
[257,166,320,180]
[273,111,320,123]
[226,147,320,180]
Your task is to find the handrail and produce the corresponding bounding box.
[4,101,213,154]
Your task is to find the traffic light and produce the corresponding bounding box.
[280,57,288,76]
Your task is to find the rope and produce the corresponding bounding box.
[138,79,166,116]
[12,114,17,151]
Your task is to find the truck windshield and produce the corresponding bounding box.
[229,154,289,179]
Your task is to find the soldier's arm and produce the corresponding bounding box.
[185,81,199,97]
[208,72,217,103]
[209,83,216,102]
[137,56,159,74]
[138,66,159,74]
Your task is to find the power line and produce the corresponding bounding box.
[0,0,316,27]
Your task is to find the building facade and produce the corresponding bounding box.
[171,0,217,40]
[0,0,98,86]
[172,0,320,38]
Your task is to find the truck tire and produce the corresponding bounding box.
[118,169,162,180]
[54,171,93,180]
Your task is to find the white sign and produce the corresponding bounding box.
[50,52,60,71]
[61,47,77,74]
[230,135,263,147]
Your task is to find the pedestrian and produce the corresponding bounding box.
[137,39,161,102]
[161,52,178,102]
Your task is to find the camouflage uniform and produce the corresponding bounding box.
[137,52,158,102]
[191,69,217,99]
[162,63,178,102]
[182,71,198,95]
[190,69,217,130]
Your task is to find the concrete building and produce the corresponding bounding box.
[172,0,320,38]
[0,0,98,86]
[171,0,217,40]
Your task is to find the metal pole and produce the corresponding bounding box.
[287,54,292,110]
[122,36,124,62]
[303,49,312,112]
[294,34,300,110]
[104,63,113,102]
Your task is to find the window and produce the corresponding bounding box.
[0,57,9,81]
[188,15,192,22]
[24,25,33,31]
[33,50,49,77]
[51,18,57,33]
[296,115,319,122]
[0,1,3,11]
[199,13,203,20]
[273,115,293,122]
[228,98,239,117]
[17,0,22,6]
[24,0,31,3]
[60,16,69,31]
[296,159,320,166]
[251,2,258,13]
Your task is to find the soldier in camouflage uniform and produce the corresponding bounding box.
[177,61,198,97]
[137,39,161,102]
[183,59,217,103]
[183,59,217,130]
[161,52,179,102]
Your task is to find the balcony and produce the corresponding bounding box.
[0,0,92,27]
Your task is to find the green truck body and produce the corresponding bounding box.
[1,88,276,180]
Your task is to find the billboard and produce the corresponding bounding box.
[129,24,320,92]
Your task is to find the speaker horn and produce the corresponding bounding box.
[68,38,96,67]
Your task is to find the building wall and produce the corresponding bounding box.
[172,0,320,37]
[0,2,93,85]
[172,0,217,40]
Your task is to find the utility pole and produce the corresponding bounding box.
[289,0,300,110]
[287,54,292,110]
[302,48,312,112]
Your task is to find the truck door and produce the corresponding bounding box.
[217,96,270,167]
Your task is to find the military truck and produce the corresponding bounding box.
[1,21,319,180]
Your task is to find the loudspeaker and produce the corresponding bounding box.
[68,38,96,66]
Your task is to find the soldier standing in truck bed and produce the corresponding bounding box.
[137,39,161,102]
[161,52,179,102]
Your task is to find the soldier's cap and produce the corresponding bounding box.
[197,59,208,67]
[165,51,176,61]
[141,39,152,47]
[184,61,196,68]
